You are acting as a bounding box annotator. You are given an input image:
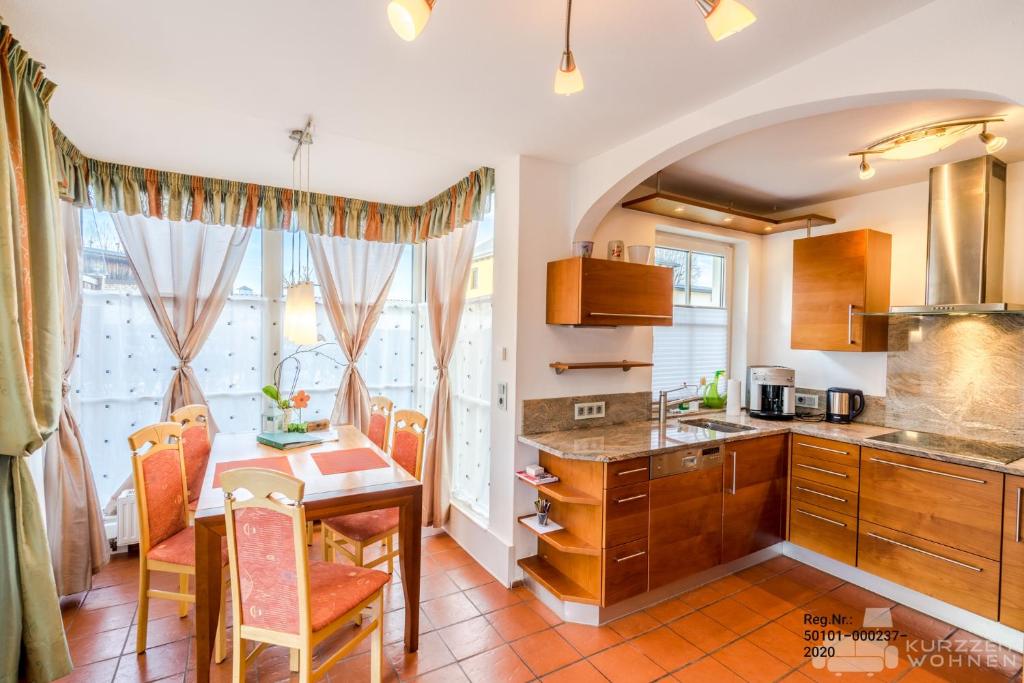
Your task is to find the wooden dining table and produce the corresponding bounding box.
[192,426,422,682]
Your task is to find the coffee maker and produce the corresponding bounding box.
[747,366,795,420]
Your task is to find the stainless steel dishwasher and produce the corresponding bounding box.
[648,445,724,590]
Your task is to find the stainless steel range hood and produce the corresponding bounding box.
[890,155,1024,315]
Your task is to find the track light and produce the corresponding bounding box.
[858,155,875,181]
[696,0,757,42]
[554,0,584,95]
[979,123,1007,154]
[388,0,434,41]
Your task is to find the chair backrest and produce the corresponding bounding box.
[391,410,427,480]
[367,396,394,451]
[129,422,189,553]
[222,468,310,640]
[170,404,212,503]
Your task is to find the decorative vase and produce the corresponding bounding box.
[607,240,625,261]
[261,406,285,433]
[282,407,294,430]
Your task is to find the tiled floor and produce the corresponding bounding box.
[58,532,1022,682]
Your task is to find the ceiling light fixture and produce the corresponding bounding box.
[388,0,435,41]
[695,0,757,42]
[858,154,875,181]
[283,118,318,346]
[979,123,1008,154]
[849,117,1007,180]
[554,0,584,95]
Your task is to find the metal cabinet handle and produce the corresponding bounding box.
[615,494,647,503]
[794,485,847,503]
[796,508,846,527]
[796,463,848,478]
[797,442,849,456]
[868,457,987,484]
[848,304,855,345]
[729,452,737,495]
[616,467,647,476]
[1016,487,1022,544]
[590,312,673,319]
[615,551,647,563]
[866,532,982,572]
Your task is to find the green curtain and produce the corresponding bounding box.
[53,126,494,244]
[0,23,73,683]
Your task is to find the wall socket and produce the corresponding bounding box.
[574,401,606,420]
[795,393,819,409]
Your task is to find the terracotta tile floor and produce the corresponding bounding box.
[58,532,1023,682]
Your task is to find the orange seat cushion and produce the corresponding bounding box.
[147,526,227,567]
[323,508,399,542]
[308,561,389,632]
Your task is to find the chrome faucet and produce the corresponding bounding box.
[655,384,702,432]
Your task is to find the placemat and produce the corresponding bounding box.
[312,448,389,475]
[213,456,294,488]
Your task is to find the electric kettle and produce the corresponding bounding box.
[826,387,864,424]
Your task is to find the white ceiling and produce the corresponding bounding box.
[655,99,1024,214]
[3,0,935,205]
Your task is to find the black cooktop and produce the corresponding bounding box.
[867,430,1024,466]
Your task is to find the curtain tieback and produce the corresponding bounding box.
[61,379,71,398]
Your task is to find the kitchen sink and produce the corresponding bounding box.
[678,418,755,433]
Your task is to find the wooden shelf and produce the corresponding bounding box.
[539,481,601,506]
[518,555,600,605]
[550,360,653,375]
[517,515,600,556]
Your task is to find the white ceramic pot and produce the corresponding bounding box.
[607,240,625,261]
[572,241,594,258]
[628,245,651,264]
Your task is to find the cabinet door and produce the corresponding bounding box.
[578,259,673,326]
[1001,475,1024,630]
[648,464,722,589]
[722,435,787,563]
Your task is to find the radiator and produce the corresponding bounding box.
[116,489,140,547]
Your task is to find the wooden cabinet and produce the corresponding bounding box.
[603,481,650,547]
[1000,475,1024,630]
[603,538,649,605]
[791,229,891,352]
[546,257,673,326]
[860,448,1003,560]
[788,436,860,565]
[722,435,787,563]
[649,462,723,589]
[790,501,858,566]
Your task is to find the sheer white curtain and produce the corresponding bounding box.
[307,235,404,429]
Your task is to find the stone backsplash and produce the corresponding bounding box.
[794,387,886,425]
[884,315,1024,445]
[521,391,651,435]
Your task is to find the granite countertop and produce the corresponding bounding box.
[517,411,1024,475]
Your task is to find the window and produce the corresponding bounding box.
[651,234,730,395]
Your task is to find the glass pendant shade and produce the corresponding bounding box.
[388,0,433,41]
[554,52,584,95]
[878,125,972,160]
[858,158,875,180]
[701,0,757,42]
[284,281,318,345]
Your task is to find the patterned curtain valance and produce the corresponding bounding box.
[52,126,493,244]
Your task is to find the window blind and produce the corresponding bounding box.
[652,306,729,394]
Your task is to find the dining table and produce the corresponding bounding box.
[191,426,422,682]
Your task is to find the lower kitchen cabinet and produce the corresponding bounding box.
[790,500,858,566]
[1001,475,1024,630]
[649,461,723,589]
[722,434,787,563]
[858,520,1000,620]
[603,538,649,605]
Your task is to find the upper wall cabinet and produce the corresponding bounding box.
[547,257,673,326]
[791,229,892,352]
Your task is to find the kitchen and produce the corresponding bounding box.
[513,102,1024,677]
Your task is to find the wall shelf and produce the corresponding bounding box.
[517,515,600,556]
[550,360,653,375]
[518,555,600,605]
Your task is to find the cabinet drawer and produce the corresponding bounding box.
[603,538,648,605]
[792,452,859,493]
[789,501,857,566]
[792,435,859,468]
[791,477,858,518]
[858,521,1000,621]
[603,481,649,547]
[860,448,1003,560]
[605,458,650,489]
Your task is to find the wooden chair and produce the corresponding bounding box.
[169,403,212,523]
[367,396,394,451]
[128,422,227,661]
[321,410,427,573]
[222,468,388,683]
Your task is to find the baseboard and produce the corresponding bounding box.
[783,542,1024,652]
[445,502,515,586]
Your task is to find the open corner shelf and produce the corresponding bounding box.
[517,515,600,556]
[518,555,600,605]
[516,476,601,506]
[550,360,653,375]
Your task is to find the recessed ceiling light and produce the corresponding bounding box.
[764,226,773,232]
[673,206,685,213]
[723,217,733,223]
